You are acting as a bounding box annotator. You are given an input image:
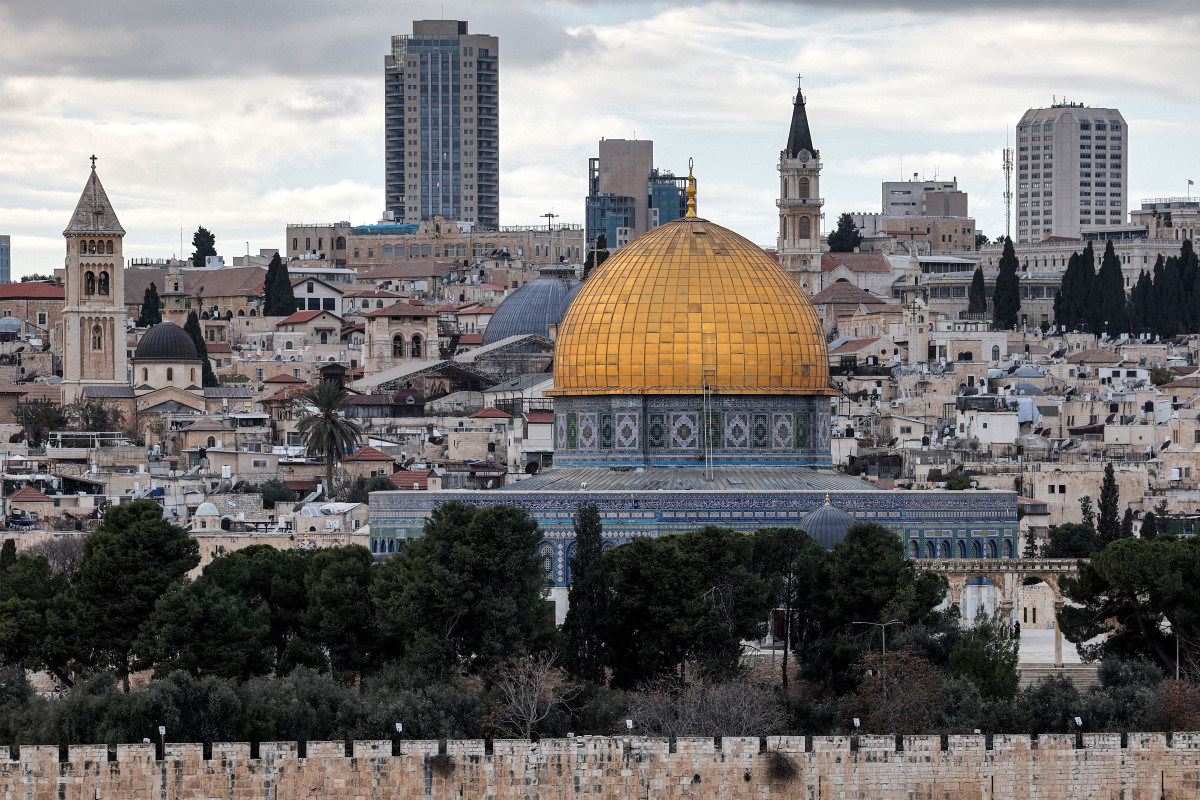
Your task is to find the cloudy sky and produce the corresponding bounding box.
[2,0,1198,278]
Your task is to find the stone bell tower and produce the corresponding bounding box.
[60,158,129,404]
[777,77,825,295]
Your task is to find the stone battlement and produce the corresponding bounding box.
[6,734,1200,800]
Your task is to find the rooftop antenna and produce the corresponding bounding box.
[1003,127,1014,241]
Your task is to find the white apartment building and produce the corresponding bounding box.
[1015,103,1128,244]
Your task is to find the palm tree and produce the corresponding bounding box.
[296,380,362,499]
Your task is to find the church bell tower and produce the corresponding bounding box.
[777,78,824,295]
[60,158,128,404]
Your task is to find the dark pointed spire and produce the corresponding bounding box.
[785,76,815,159]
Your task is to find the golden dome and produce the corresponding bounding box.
[552,217,834,396]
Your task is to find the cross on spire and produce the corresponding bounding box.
[89,155,97,170]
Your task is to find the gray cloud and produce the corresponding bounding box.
[0,0,595,80]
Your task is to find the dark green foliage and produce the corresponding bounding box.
[603,525,772,688]
[1096,240,1127,334]
[1120,508,1135,541]
[341,475,396,504]
[242,477,298,509]
[974,232,990,249]
[1141,511,1159,539]
[73,500,200,681]
[1041,522,1096,558]
[1097,463,1120,548]
[304,545,376,683]
[1060,535,1200,674]
[826,212,862,253]
[1079,495,1096,529]
[19,273,54,283]
[0,554,72,683]
[992,238,1020,329]
[0,539,14,573]
[752,526,825,688]
[1055,243,1095,331]
[967,266,987,314]
[199,545,317,675]
[371,502,547,677]
[134,579,272,680]
[138,282,161,328]
[947,611,1019,700]
[183,310,219,388]
[13,400,66,445]
[190,226,217,268]
[563,502,607,683]
[263,252,297,317]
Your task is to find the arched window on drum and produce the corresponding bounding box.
[537,542,555,582]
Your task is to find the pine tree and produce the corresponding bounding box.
[562,502,607,684]
[184,310,219,387]
[1096,240,1127,335]
[263,253,297,317]
[190,227,217,268]
[992,238,1021,330]
[137,282,162,328]
[826,213,863,253]
[1141,511,1158,539]
[968,266,987,314]
[1097,462,1120,548]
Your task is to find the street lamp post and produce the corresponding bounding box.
[853,619,904,654]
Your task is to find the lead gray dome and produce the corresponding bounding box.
[134,321,200,361]
[799,501,856,550]
[481,272,580,345]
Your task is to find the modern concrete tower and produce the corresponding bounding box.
[384,20,499,230]
[60,160,128,404]
[1014,103,1127,244]
[777,78,824,294]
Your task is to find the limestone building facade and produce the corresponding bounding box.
[777,79,824,293]
[60,163,129,404]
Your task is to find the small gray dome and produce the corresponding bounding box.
[195,502,219,516]
[799,501,856,550]
[134,321,200,362]
[482,273,579,345]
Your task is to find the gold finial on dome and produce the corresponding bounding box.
[685,157,697,218]
[824,492,830,505]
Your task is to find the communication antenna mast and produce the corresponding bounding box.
[1003,129,1014,241]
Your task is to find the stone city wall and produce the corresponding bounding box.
[4,734,1200,800]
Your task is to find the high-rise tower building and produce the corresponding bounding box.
[777,79,824,294]
[384,20,499,230]
[1014,103,1127,244]
[585,139,686,250]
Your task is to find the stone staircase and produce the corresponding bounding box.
[1018,663,1100,690]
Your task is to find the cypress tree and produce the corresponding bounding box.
[1120,507,1135,541]
[1055,252,1081,330]
[1097,462,1120,548]
[562,502,607,683]
[184,310,219,387]
[992,238,1021,330]
[264,253,297,317]
[1128,270,1152,335]
[968,266,987,314]
[1096,240,1127,335]
[1141,511,1158,539]
[137,282,162,328]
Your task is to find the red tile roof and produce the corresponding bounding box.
[363,303,440,318]
[829,337,891,356]
[9,486,53,502]
[1163,375,1200,390]
[264,373,307,383]
[277,310,343,326]
[262,384,311,402]
[457,333,484,345]
[344,446,396,462]
[471,406,510,419]
[388,470,430,490]
[525,411,554,424]
[206,343,233,354]
[1067,349,1123,365]
[822,252,892,273]
[456,307,495,316]
[18,383,60,403]
[809,282,888,305]
[0,283,64,299]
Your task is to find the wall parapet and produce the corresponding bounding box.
[6,734,1200,800]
